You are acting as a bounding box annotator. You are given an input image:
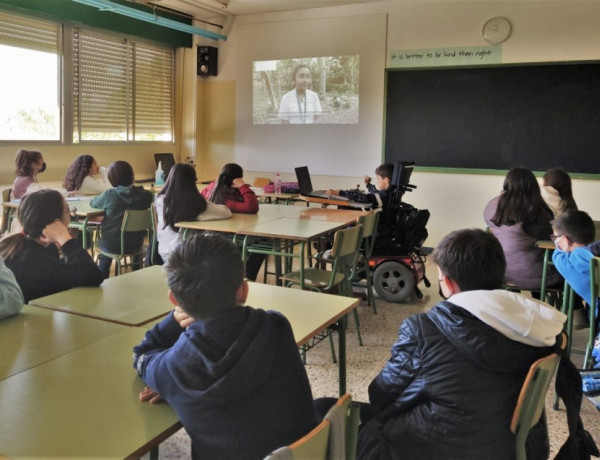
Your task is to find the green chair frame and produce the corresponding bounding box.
[324,393,360,460]
[1,188,13,237]
[264,418,331,459]
[510,332,565,460]
[585,256,600,369]
[280,224,364,353]
[353,212,380,314]
[96,208,153,276]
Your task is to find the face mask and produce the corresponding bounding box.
[39,162,46,173]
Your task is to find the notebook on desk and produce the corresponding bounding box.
[295,166,349,201]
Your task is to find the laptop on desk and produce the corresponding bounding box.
[295,166,349,202]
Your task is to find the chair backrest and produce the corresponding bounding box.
[510,333,566,460]
[330,224,363,280]
[264,419,331,460]
[587,256,600,368]
[119,209,153,253]
[1,188,13,236]
[324,394,360,460]
[357,212,380,258]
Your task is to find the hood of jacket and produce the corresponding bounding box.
[112,185,152,207]
[165,306,291,405]
[448,289,566,346]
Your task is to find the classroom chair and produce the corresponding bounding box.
[96,208,153,276]
[324,394,360,460]
[280,224,364,349]
[352,212,380,314]
[1,188,13,236]
[264,418,331,460]
[585,256,600,370]
[510,332,566,460]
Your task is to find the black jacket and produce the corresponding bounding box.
[358,299,558,460]
[5,238,103,302]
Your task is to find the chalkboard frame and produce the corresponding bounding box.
[383,61,600,179]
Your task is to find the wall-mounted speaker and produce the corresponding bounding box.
[197,46,218,77]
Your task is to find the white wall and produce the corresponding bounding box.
[212,1,600,246]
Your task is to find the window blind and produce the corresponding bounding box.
[0,11,58,53]
[73,28,173,142]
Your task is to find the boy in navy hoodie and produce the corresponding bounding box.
[133,234,316,459]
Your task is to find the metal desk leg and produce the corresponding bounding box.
[338,314,347,396]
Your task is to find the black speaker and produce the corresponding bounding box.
[197,46,218,77]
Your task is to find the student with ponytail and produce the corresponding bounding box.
[201,163,259,214]
[0,189,103,302]
[201,163,264,280]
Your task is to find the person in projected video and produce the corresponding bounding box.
[278,64,322,124]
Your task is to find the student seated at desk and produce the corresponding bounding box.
[551,210,599,331]
[0,256,24,320]
[540,167,578,217]
[155,163,231,263]
[0,189,103,302]
[356,229,566,460]
[133,234,317,459]
[12,149,46,200]
[202,163,264,280]
[484,166,562,291]
[63,154,110,196]
[90,161,153,278]
[327,162,396,210]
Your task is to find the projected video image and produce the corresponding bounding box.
[253,55,359,125]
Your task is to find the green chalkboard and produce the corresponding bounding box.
[384,62,600,175]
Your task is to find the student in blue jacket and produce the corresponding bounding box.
[132,233,317,459]
[90,161,153,278]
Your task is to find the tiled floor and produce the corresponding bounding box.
[145,259,600,459]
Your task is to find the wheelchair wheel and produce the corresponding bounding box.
[372,260,415,303]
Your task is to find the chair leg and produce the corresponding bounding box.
[352,309,363,346]
[366,274,377,314]
[328,329,337,364]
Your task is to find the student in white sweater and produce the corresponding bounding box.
[63,155,110,195]
[155,163,231,263]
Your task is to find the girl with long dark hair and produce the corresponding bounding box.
[155,164,231,263]
[63,154,109,195]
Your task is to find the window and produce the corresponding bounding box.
[72,28,174,142]
[0,12,60,141]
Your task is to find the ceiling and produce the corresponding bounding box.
[147,0,383,21]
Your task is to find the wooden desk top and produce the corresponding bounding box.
[29,266,171,326]
[536,240,554,250]
[240,217,349,241]
[246,282,359,346]
[0,305,124,380]
[0,283,357,458]
[0,324,181,459]
[297,195,374,209]
[175,204,301,233]
[293,207,369,222]
[3,197,103,218]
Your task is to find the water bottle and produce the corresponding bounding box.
[155,161,165,186]
[274,173,282,194]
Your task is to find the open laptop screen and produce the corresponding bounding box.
[294,166,314,195]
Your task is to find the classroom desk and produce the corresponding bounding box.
[246,281,359,395]
[297,195,374,209]
[240,217,355,287]
[0,324,181,459]
[0,305,124,380]
[292,207,369,222]
[0,283,358,458]
[29,266,171,327]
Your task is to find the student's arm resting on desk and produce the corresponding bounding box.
[0,257,24,319]
[133,312,186,396]
[368,317,422,420]
[198,202,232,221]
[552,247,594,305]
